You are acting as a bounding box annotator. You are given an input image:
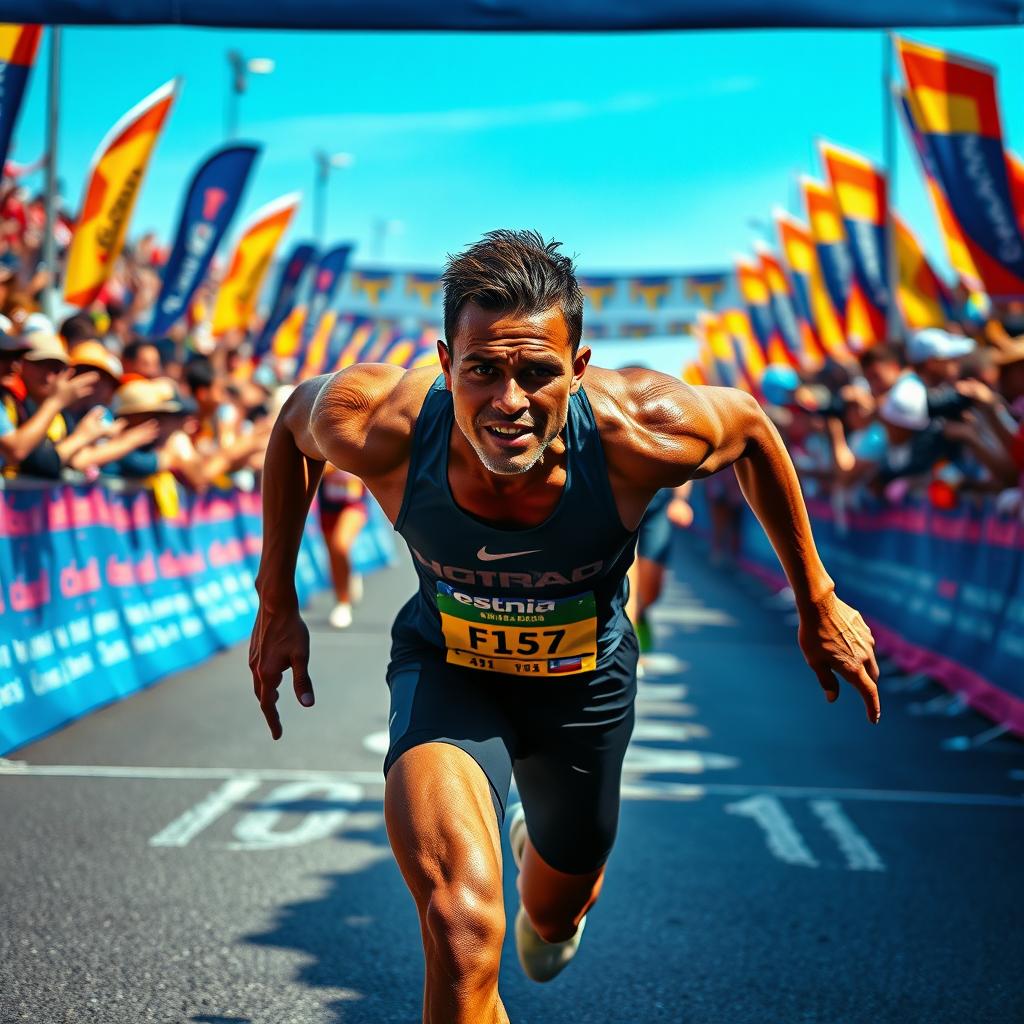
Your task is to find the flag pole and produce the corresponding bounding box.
[883,31,900,341]
[41,27,61,321]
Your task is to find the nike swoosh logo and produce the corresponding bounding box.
[477,546,542,562]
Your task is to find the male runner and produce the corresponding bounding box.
[249,230,880,1024]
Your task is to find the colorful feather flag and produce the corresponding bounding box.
[64,79,179,307]
[735,255,787,365]
[148,144,260,337]
[756,245,805,368]
[897,36,1024,300]
[800,175,854,328]
[819,141,890,346]
[211,192,300,337]
[894,214,955,329]
[774,207,848,364]
[0,25,42,175]
[897,89,985,298]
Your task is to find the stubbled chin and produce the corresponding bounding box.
[470,438,543,476]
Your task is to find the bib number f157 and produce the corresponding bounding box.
[436,583,597,677]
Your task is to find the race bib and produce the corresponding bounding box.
[436,583,597,677]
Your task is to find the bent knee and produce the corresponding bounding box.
[424,881,505,978]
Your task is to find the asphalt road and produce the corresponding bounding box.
[2,532,1023,1024]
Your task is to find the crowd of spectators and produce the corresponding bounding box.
[0,187,286,501]
[754,320,1024,517]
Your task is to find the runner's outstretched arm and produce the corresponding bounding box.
[249,364,414,739]
[697,386,880,723]
[599,371,880,723]
[249,375,333,739]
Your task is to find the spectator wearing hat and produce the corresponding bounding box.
[1,332,118,479]
[905,328,975,388]
[121,338,163,382]
[0,332,98,473]
[67,342,123,423]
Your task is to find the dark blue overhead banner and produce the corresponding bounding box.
[2,0,1021,29]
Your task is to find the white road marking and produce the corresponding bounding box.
[623,747,740,774]
[634,700,699,717]
[809,800,886,871]
[229,780,364,850]
[363,730,390,755]
[637,684,689,701]
[4,761,1023,808]
[149,778,260,847]
[631,721,709,742]
[726,794,819,868]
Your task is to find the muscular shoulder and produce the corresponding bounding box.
[583,365,760,485]
[307,363,438,477]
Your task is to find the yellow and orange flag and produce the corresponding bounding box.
[64,79,180,308]
[211,192,300,337]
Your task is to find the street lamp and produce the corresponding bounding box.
[225,50,275,140]
[313,150,354,246]
[372,218,405,260]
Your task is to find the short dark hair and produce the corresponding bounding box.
[60,313,97,346]
[184,356,216,394]
[859,344,903,371]
[442,229,584,353]
[123,338,160,364]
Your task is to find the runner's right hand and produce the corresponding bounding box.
[248,599,314,740]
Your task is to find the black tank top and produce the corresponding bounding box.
[391,376,637,675]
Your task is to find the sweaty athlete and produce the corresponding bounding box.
[249,229,880,1024]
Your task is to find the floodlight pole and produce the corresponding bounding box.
[883,31,901,341]
[41,27,61,320]
[226,50,245,140]
[314,151,330,247]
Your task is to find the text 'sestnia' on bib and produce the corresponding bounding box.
[436,582,598,677]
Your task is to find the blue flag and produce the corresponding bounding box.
[148,143,259,337]
[297,244,354,359]
[0,27,41,175]
[254,241,317,356]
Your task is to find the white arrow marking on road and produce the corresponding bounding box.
[150,777,260,847]
[809,800,886,872]
[726,794,819,868]
[229,780,365,850]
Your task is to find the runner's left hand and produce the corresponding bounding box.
[797,593,880,724]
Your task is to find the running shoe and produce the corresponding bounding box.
[507,803,587,983]
[328,602,353,629]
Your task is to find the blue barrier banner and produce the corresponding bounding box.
[3,1,1017,30]
[697,485,1024,735]
[0,483,395,754]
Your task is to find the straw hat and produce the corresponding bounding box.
[21,331,70,365]
[70,341,123,381]
[112,377,185,416]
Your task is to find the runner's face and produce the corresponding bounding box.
[442,303,589,476]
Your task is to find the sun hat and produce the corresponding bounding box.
[70,341,123,381]
[21,332,69,365]
[112,377,185,416]
[905,328,975,365]
[879,374,929,431]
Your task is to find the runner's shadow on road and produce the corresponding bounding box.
[243,816,424,1024]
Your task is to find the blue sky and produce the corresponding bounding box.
[10,25,1024,275]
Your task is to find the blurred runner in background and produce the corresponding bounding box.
[317,467,367,629]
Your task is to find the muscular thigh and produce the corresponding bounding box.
[511,631,638,875]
